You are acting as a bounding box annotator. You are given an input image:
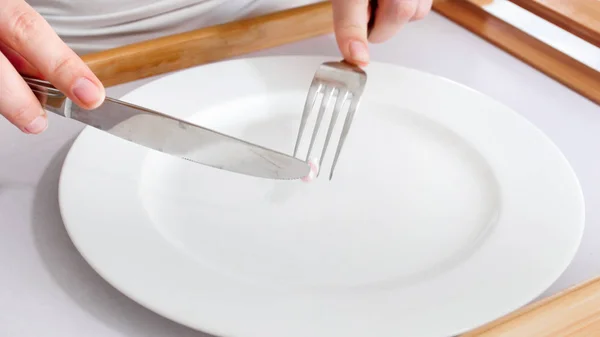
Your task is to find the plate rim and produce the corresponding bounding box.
[57,55,585,337]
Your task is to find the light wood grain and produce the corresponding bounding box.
[432,0,600,105]
[81,2,333,87]
[460,276,600,336]
[82,0,599,105]
[508,0,600,47]
[468,0,495,6]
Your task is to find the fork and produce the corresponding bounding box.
[293,0,377,180]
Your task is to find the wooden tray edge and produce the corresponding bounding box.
[432,0,600,105]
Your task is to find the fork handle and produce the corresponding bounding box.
[368,0,379,36]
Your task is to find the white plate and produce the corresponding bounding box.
[58,56,584,337]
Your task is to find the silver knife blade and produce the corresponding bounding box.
[27,78,309,180]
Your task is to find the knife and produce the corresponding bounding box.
[24,76,310,180]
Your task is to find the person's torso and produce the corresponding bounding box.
[27,0,317,54]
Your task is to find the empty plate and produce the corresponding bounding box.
[58,56,584,337]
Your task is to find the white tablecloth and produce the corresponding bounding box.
[1,12,599,337]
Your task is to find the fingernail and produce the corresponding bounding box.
[72,77,103,107]
[349,40,369,64]
[24,115,48,134]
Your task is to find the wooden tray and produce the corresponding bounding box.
[82,1,599,105]
[432,0,600,105]
[461,276,600,336]
[81,2,333,87]
[77,1,600,335]
[508,0,600,47]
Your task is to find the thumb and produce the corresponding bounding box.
[331,0,370,66]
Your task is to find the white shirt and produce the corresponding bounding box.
[27,0,317,54]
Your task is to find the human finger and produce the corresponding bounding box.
[411,0,432,21]
[368,0,419,43]
[331,0,371,66]
[0,41,40,77]
[0,51,48,133]
[0,0,105,109]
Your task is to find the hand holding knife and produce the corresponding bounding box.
[24,75,310,181]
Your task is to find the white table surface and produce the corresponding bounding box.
[1,12,599,337]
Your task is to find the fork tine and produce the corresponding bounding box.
[26,85,64,98]
[293,81,322,157]
[329,96,359,180]
[306,86,334,160]
[318,88,348,176]
[21,75,55,89]
[22,76,64,97]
